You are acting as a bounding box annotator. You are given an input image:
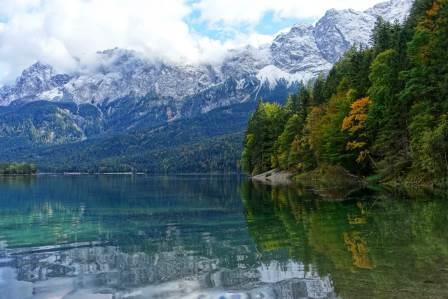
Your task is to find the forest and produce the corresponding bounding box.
[0,163,37,175]
[242,0,448,186]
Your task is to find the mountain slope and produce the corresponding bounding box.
[0,102,255,172]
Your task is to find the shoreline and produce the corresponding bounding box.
[251,169,293,186]
[0,172,245,177]
[249,166,445,198]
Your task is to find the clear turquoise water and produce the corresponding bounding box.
[0,175,447,299]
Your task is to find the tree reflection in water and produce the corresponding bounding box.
[241,181,448,298]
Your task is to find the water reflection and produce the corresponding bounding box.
[0,176,338,299]
[242,181,448,298]
[3,247,337,299]
[0,176,447,298]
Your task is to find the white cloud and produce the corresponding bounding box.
[0,0,218,83]
[194,0,382,25]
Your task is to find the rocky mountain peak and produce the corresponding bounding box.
[366,0,414,22]
[0,62,68,106]
[314,9,376,63]
[270,23,331,78]
[16,61,55,90]
[20,61,54,77]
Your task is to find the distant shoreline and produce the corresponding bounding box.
[0,172,246,180]
[27,172,244,176]
[0,174,37,177]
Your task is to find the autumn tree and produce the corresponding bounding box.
[342,97,372,172]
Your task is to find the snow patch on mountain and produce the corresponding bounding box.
[257,66,309,89]
[367,0,414,23]
[39,88,64,100]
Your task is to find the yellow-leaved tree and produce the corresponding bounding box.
[342,97,371,165]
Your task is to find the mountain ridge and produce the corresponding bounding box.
[0,0,413,110]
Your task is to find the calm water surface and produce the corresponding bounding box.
[0,175,447,299]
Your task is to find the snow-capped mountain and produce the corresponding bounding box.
[367,0,414,23]
[0,0,413,108]
[0,0,413,145]
[0,62,72,106]
[314,9,377,63]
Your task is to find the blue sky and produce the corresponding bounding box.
[186,9,317,41]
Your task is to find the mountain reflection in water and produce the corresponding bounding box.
[0,176,447,298]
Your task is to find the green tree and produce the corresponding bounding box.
[367,49,410,179]
[242,101,287,175]
[274,115,302,169]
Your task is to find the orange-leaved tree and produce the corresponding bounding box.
[342,97,372,168]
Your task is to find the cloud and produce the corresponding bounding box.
[0,0,216,83]
[0,0,384,84]
[194,0,382,25]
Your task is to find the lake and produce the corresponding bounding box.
[0,175,447,299]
